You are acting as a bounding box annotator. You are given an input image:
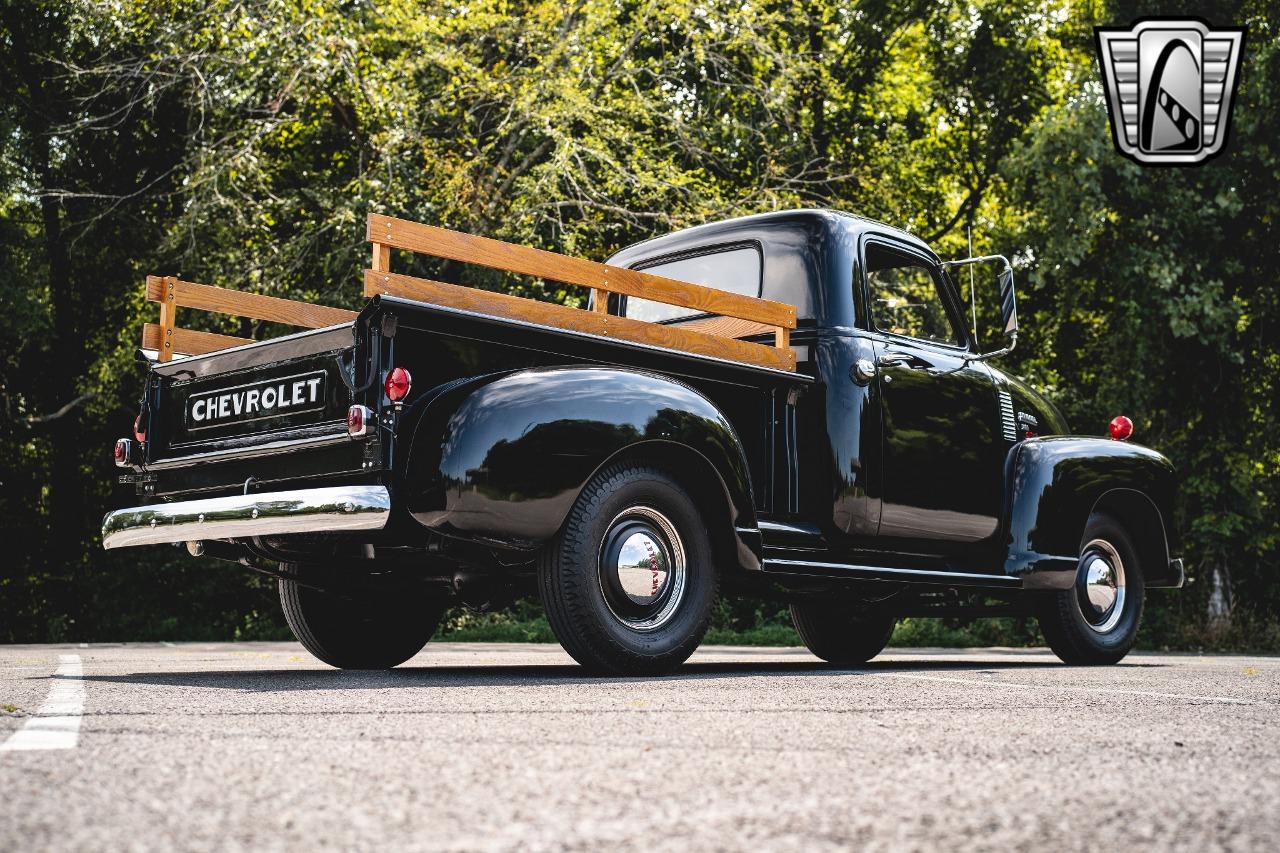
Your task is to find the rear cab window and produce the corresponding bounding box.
[623,245,762,323]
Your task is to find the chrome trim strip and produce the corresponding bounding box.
[998,390,1018,441]
[756,520,823,537]
[146,432,349,469]
[149,322,355,373]
[102,485,391,549]
[762,558,1019,585]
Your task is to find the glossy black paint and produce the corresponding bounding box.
[117,208,1180,600]
[399,367,759,566]
[136,324,372,500]
[1004,436,1180,588]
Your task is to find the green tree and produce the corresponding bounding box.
[0,0,1274,646]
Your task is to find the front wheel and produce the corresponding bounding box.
[539,462,718,676]
[1037,512,1146,665]
[279,564,448,669]
[790,603,896,665]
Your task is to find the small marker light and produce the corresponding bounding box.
[347,405,374,438]
[384,367,412,402]
[1108,415,1134,441]
[113,438,132,468]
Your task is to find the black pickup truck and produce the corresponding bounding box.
[103,209,1182,674]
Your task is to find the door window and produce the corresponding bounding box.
[865,243,960,346]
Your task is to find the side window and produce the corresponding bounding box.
[624,246,761,324]
[865,243,960,346]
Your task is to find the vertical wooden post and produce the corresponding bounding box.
[158,276,177,362]
[774,325,790,352]
[592,266,611,314]
[372,241,390,275]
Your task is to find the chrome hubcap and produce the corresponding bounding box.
[598,506,686,631]
[1077,538,1126,634]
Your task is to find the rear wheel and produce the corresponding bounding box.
[790,603,896,665]
[1037,512,1145,665]
[279,564,447,669]
[539,462,718,676]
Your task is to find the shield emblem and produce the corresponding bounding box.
[1095,19,1245,165]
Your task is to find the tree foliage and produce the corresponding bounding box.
[1,0,1275,645]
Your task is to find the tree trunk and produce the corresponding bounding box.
[1205,557,1233,630]
[34,126,88,598]
[806,2,829,202]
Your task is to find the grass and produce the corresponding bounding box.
[434,605,1048,649]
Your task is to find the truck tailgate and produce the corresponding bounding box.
[143,323,369,494]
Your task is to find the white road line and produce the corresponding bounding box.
[1,654,85,751]
[876,672,1259,705]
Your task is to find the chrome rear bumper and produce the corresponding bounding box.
[101,485,391,550]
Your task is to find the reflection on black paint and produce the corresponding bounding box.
[416,368,757,545]
[877,346,1002,545]
[467,419,641,500]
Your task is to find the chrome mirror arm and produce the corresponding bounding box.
[965,331,1017,364]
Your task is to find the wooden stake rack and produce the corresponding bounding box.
[142,276,357,361]
[144,213,797,371]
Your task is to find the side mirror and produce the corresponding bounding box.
[942,254,1017,361]
[997,266,1018,336]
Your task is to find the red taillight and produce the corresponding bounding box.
[347,405,373,438]
[113,438,132,468]
[133,414,147,443]
[1109,415,1134,441]
[384,367,412,402]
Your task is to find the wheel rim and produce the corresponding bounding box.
[597,506,687,632]
[1076,538,1127,634]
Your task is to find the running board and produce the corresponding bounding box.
[761,558,1020,588]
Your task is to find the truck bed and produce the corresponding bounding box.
[129,212,804,503]
[137,295,807,504]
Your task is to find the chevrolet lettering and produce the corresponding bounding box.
[103,210,1183,675]
[187,372,325,429]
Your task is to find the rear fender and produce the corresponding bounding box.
[1004,437,1178,589]
[399,367,758,567]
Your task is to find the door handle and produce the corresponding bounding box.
[878,351,931,369]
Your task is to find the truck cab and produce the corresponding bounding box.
[103,209,1182,674]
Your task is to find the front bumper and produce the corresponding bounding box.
[101,485,391,550]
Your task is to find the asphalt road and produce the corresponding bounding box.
[1,642,1277,851]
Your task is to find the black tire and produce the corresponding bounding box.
[539,462,718,676]
[1037,512,1146,665]
[279,564,447,669]
[789,603,896,665]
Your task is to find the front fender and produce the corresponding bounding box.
[400,366,757,557]
[1004,437,1177,589]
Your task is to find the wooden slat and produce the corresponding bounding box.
[156,276,177,362]
[170,279,357,328]
[678,316,776,339]
[365,270,796,372]
[591,288,610,314]
[147,275,357,328]
[144,274,167,302]
[142,323,254,356]
[367,213,795,330]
